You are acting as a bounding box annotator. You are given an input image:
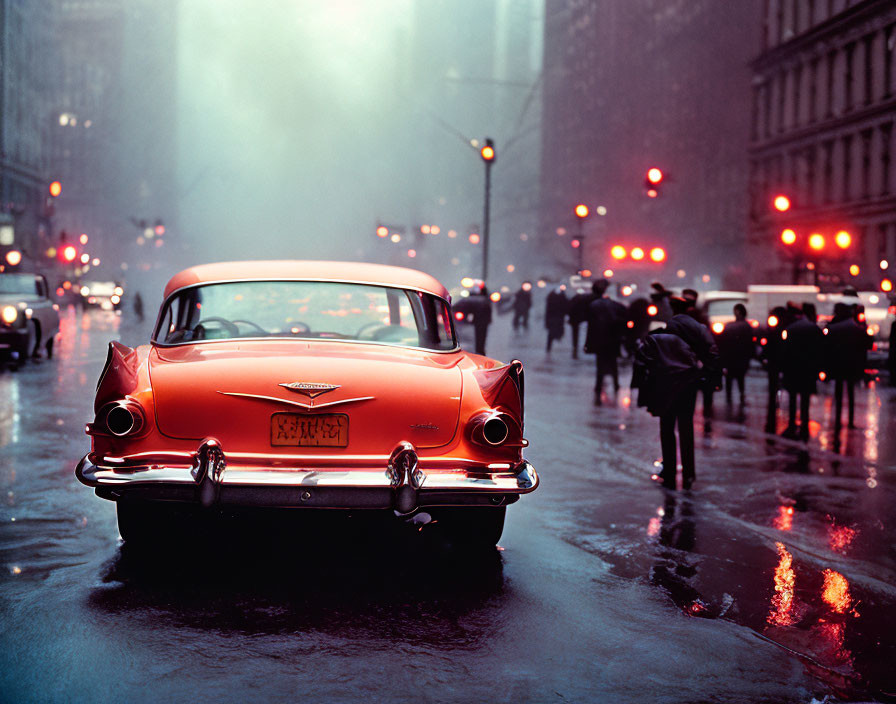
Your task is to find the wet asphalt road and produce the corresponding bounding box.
[1,305,894,703]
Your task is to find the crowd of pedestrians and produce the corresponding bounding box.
[513,278,879,490]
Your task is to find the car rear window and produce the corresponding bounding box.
[154,280,457,351]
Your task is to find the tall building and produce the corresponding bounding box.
[50,0,179,273]
[748,0,896,287]
[0,1,56,268]
[540,1,763,288]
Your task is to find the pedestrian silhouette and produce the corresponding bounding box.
[823,302,866,430]
[544,285,568,353]
[512,282,533,331]
[133,291,144,322]
[780,303,824,441]
[463,283,493,355]
[718,303,754,407]
[567,285,595,359]
[584,279,627,405]
[632,296,721,490]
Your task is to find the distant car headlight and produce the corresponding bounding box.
[80,286,90,296]
[1,305,18,324]
[113,287,124,296]
[111,295,120,304]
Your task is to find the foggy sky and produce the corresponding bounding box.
[177,1,413,262]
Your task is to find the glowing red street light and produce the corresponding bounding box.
[773,195,791,212]
[574,204,589,219]
[649,247,666,263]
[780,228,796,245]
[646,168,663,185]
[808,233,825,251]
[62,245,77,262]
[835,230,851,249]
[49,181,62,197]
[610,245,626,260]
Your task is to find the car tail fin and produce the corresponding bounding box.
[473,359,524,428]
[94,341,139,413]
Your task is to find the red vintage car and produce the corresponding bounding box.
[76,261,537,547]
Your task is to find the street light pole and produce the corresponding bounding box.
[480,138,495,283]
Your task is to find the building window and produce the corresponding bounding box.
[863,34,874,105]
[808,57,818,123]
[778,70,788,133]
[844,42,855,112]
[822,139,834,203]
[842,134,853,201]
[826,49,836,117]
[885,25,895,99]
[805,144,817,204]
[861,129,872,199]
[882,123,893,196]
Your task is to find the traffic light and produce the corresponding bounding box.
[480,138,495,163]
[835,230,851,249]
[808,233,825,251]
[645,168,663,198]
[49,181,62,197]
[60,245,77,263]
[773,194,791,212]
[574,204,589,219]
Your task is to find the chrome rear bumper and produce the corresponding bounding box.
[75,439,538,512]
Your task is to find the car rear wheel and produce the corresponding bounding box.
[433,506,506,550]
[116,500,193,544]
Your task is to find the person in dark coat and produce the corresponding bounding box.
[512,282,533,331]
[649,282,673,322]
[683,289,714,421]
[544,285,568,352]
[625,297,651,356]
[567,286,595,359]
[762,305,792,433]
[718,303,754,406]
[824,302,866,429]
[464,284,493,356]
[632,297,721,490]
[780,303,824,441]
[584,279,628,404]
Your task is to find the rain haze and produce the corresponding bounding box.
[178,1,415,261]
[2,1,896,702]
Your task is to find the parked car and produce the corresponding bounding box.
[0,271,60,369]
[75,261,537,547]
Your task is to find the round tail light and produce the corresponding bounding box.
[482,416,509,445]
[105,403,144,436]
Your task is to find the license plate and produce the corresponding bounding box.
[270,413,349,447]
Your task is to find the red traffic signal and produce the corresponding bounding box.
[773,194,791,212]
[49,181,62,197]
[61,245,77,262]
[646,168,663,185]
[574,204,589,219]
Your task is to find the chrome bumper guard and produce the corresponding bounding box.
[75,438,538,512]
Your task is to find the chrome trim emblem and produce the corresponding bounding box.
[279,382,340,398]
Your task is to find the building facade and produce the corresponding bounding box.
[540,0,763,289]
[749,0,896,287]
[0,0,55,268]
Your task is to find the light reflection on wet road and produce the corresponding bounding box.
[0,305,894,702]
